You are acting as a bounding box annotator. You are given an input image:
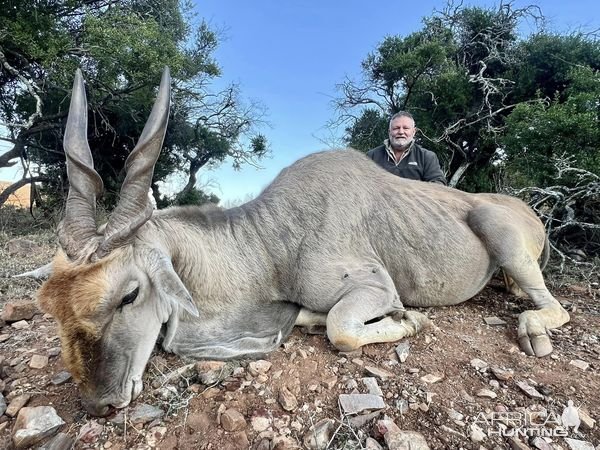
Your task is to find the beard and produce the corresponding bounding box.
[390,136,414,149]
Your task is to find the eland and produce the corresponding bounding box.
[34,68,569,416]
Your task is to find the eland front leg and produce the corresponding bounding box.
[325,283,430,352]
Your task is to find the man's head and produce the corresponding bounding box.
[388,111,416,150]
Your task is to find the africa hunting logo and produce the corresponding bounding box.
[472,401,580,438]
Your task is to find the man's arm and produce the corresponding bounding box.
[423,151,447,185]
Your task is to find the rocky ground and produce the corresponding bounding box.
[0,230,599,450]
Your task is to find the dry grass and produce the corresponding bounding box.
[0,207,57,306]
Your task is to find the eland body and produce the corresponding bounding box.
[37,69,569,416]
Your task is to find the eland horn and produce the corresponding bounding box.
[59,69,104,261]
[95,67,171,259]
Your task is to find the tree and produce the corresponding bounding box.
[334,1,546,190]
[0,0,267,209]
[335,1,600,263]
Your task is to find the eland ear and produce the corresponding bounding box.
[147,249,199,317]
[156,268,200,318]
[13,262,53,279]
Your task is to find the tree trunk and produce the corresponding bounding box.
[0,141,24,168]
[0,177,47,208]
[448,161,471,188]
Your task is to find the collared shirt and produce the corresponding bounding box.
[384,139,413,166]
[366,142,447,185]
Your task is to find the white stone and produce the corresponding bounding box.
[12,406,65,449]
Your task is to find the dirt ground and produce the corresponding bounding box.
[0,227,599,450]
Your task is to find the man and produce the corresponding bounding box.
[367,111,447,185]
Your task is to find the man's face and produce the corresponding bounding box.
[388,116,416,149]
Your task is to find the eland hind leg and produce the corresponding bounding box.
[469,205,569,357]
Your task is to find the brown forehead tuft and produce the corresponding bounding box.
[37,250,112,318]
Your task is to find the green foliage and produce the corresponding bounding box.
[345,109,387,151]
[502,67,600,188]
[0,0,266,209]
[171,187,219,207]
[339,3,600,194]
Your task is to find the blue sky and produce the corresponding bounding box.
[192,0,600,203]
[1,0,599,203]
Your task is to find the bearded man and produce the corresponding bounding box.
[367,111,447,185]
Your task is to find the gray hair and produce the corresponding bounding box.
[389,111,415,128]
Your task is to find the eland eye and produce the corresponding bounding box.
[121,287,139,307]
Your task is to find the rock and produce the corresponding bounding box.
[37,432,74,450]
[195,360,227,385]
[395,342,410,363]
[445,408,464,422]
[216,403,227,424]
[0,333,10,343]
[339,394,385,415]
[129,403,164,424]
[186,412,212,433]
[158,384,181,400]
[322,376,337,389]
[0,393,6,416]
[146,426,167,447]
[516,381,544,399]
[345,379,358,390]
[255,438,271,450]
[395,399,409,414]
[531,437,554,450]
[470,358,488,370]
[484,316,507,326]
[365,437,384,450]
[247,360,272,376]
[508,437,531,450]
[76,420,103,444]
[250,413,270,433]
[51,371,72,385]
[1,301,39,322]
[348,411,381,428]
[420,373,444,384]
[564,438,595,450]
[272,435,300,450]
[12,406,65,449]
[364,365,395,380]
[475,388,497,399]
[469,423,486,443]
[303,418,335,449]
[339,348,362,358]
[29,354,49,369]
[569,359,589,371]
[47,347,61,358]
[385,430,430,450]
[362,377,383,396]
[221,409,247,431]
[491,366,513,381]
[578,409,595,430]
[7,238,39,256]
[5,394,31,417]
[278,386,298,411]
[226,431,249,449]
[11,320,30,330]
[374,418,401,438]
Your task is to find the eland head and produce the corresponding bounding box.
[37,68,198,416]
